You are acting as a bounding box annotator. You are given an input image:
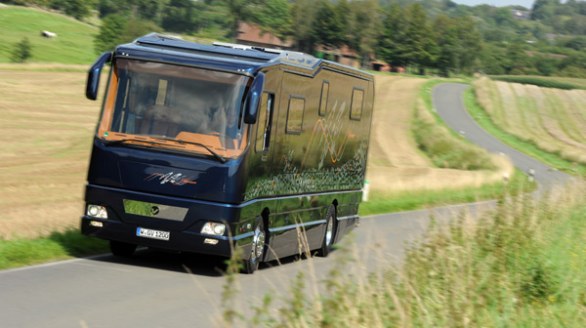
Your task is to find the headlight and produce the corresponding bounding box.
[201,222,226,236]
[87,205,108,219]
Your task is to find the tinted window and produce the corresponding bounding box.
[286,96,305,134]
[255,92,274,152]
[350,88,364,121]
[319,81,329,116]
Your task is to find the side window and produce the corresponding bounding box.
[319,81,329,116]
[286,96,305,134]
[350,88,364,121]
[255,92,274,152]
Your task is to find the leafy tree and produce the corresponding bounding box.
[350,0,382,67]
[161,0,204,34]
[290,0,318,52]
[250,0,292,40]
[94,14,160,53]
[403,3,438,74]
[433,15,460,76]
[378,4,410,68]
[311,0,345,48]
[531,0,558,21]
[98,0,168,22]
[50,0,93,20]
[223,0,254,39]
[11,37,32,63]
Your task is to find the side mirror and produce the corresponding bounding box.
[86,52,112,100]
[243,72,265,124]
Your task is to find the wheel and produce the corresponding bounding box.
[110,240,137,257]
[316,205,336,257]
[242,219,267,274]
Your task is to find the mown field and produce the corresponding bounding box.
[0,68,101,240]
[475,77,586,169]
[0,6,97,64]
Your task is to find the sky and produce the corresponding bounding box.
[451,0,535,8]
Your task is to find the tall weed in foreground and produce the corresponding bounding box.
[221,183,586,327]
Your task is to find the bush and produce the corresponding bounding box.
[413,102,495,171]
[10,37,32,63]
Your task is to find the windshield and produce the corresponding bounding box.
[97,59,251,158]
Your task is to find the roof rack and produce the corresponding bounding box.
[212,41,304,56]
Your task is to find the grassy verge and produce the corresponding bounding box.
[490,75,586,90]
[0,231,107,270]
[222,183,586,327]
[359,169,532,216]
[464,86,586,176]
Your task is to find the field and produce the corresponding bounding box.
[367,76,513,194]
[0,68,101,239]
[475,76,586,168]
[0,6,98,64]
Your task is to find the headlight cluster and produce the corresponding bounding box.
[201,222,226,236]
[87,205,108,219]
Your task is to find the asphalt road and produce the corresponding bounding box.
[0,83,571,328]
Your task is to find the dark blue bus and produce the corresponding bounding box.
[82,34,374,273]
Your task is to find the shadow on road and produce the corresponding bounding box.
[83,246,316,277]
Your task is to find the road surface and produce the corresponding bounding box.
[0,83,571,328]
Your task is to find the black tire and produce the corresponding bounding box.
[242,218,267,274]
[110,240,137,257]
[316,205,336,257]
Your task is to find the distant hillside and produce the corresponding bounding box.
[0,6,98,64]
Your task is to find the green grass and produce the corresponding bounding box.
[0,230,108,270]
[221,184,586,327]
[0,6,98,64]
[414,79,496,171]
[359,169,533,216]
[465,86,586,176]
[490,75,586,90]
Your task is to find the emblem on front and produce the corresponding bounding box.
[145,172,197,186]
[150,206,160,216]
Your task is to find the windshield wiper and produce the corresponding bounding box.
[149,136,227,164]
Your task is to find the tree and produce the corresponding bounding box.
[312,0,345,48]
[378,4,410,68]
[94,14,160,53]
[50,0,93,20]
[290,0,318,52]
[350,0,382,67]
[531,0,558,21]
[223,0,254,39]
[161,0,204,34]
[250,0,291,40]
[403,4,438,74]
[11,37,32,63]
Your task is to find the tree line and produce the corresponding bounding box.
[4,0,586,77]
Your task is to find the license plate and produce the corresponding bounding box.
[136,227,170,241]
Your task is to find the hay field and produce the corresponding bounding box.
[367,75,513,193]
[475,76,586,164]
[0,68,101,239]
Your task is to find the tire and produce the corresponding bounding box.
[242,218,267,274]
[110,240,137,257]
[316,205,336,257]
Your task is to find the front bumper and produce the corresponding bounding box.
[81,216,235,257]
